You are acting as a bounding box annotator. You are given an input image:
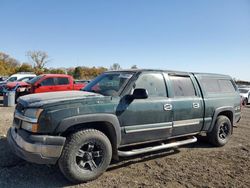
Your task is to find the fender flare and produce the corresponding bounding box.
[208,106,235,132]
[55,113,121,146]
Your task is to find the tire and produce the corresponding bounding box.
[207,115,232,147]
[243,98,247,106]
[58,129,112,183]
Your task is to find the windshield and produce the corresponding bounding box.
[82,72,134,96]
[17,77,35,82]
[239,89,249,94]
[26,75,44,84]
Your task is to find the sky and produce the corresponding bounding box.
[0,0,250,80]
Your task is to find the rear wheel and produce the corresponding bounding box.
[243,98,248,106]
[59,129,112,183]
[207,115,232,147]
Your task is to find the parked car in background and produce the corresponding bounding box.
[5,74,87,99]
[0,72,36,85]
[0,72,36,95]
[1,76,36,94]
[239,88,250,106]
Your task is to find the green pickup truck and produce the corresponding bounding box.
[7,69,241,183]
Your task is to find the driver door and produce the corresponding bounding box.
[117,72,173,145]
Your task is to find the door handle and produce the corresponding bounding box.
[193,103,200,108]
[164,104,172,111]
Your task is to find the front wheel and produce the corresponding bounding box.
[207,115,232,147]
[59,129,112,183]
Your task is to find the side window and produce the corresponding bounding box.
[201,78,236,93]
[57,77,70,85]
[8,77,17,82]
[40,78,55,86]
[169,75,196,97]
[218,80,236,93]
[19,77,32,82]
[134,73,167,97]
[200,78,220,93]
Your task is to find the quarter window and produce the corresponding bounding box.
[134,73,167,97]
[201,78,236,93]
[169,75,196,97]
[218,80,236,93]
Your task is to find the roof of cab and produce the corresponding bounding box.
[106,69,231,78]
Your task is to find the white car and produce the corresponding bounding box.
[0,72,36,84]
[239,88,250,105]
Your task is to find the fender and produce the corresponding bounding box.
[55,113,121,146]
[208,106,235,132]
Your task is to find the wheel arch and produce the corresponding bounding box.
[56,114,121,160]
[208,107,235,133]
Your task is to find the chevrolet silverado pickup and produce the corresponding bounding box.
[7,69,241,183]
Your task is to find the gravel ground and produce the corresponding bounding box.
[0,96,249,188]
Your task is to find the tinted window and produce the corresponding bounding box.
[40,78,54,86]
[57,77,69,85]
[134,73,167,97]
[201,78,220,93]
[201,78,236,93]
[169,75,196,97]
[218,80,236,93]
[8,77,17,82]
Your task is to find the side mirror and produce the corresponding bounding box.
[132,88,148,99]
[36,83,41,88]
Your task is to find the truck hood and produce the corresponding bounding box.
[18,91,104,108]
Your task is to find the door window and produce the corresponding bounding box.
[40,78,55,86]
[134,73,167,97]
[169,75,196,97]
[57,77,70,85]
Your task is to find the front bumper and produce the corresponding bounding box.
[7,127,66,164]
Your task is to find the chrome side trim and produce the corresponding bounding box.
[124,122,172,133]
[173,118,201,127]
[14,110,37,123]
[10,128,64,158]
[118,136,197,157]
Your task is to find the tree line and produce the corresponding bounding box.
[0,51,137,80]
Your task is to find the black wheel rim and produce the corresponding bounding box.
[76,142,103,172]
[219,123,230,140]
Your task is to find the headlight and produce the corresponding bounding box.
[22,121,39,132]
[22,108,43,132]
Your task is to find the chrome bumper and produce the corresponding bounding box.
[7,127,66,164]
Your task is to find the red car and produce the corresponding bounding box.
[6,74,87,98]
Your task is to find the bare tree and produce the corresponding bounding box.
[26,50,50,70]
[0,52,20,66]
[109,63,121,70]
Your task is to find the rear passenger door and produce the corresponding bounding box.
[166,73,204,136]
[54,77,71,91]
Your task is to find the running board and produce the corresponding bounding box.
[118,136,197,157]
